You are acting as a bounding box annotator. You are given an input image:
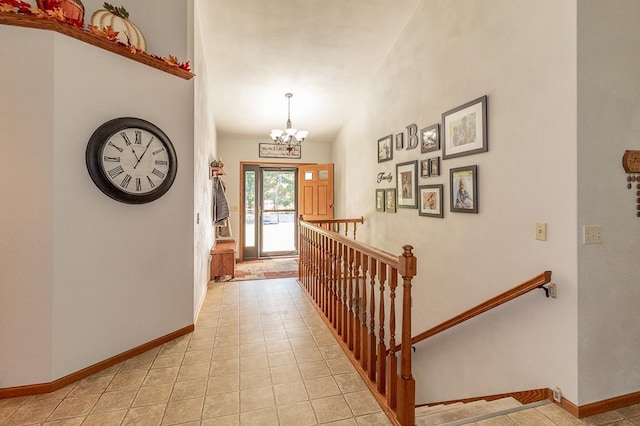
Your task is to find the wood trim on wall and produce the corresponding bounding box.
[0,13,194,80]
[576,390,640,418]
[0,324,194,400]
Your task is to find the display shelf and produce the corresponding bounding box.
[0,13,194,80]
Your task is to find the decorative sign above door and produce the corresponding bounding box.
[259,143,301,159]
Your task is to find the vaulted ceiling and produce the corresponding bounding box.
[197,0,421,144]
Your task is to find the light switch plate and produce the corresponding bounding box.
[584,225,603,244]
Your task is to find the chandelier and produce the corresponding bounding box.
[270,93,308,150]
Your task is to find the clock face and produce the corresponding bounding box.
[86,118,177,204]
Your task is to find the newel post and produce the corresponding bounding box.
[396,245,416,426]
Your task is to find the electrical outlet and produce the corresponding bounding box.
[584,225,603,244]
[553,387,562,403]
[535,222,547,241]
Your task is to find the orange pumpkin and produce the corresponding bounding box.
[90,3,146,51]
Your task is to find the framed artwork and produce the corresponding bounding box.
[375,189,386,212]
[429,157,440,176]
[450,165,478,213]
[396,160,418,209]
[442,96,488,160]
[419,184,444,218]
[378,134,393,163]
[420,159,430,177]
[395,132,404,150]
[420,124,440,153]
[385,188,396,212]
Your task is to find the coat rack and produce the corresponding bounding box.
[210,160,225,178]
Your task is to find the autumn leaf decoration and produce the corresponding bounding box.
[0,0,32,13]
[0,0,192,74]
[150,54,191,72]
[88,24,119,42]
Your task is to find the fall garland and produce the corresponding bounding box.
[0,0,191,72]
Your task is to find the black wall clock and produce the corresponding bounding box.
[86,117,178,204]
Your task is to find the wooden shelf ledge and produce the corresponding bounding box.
[0,13,194,80]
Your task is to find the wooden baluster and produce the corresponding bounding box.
[321,233,327,316]
[302,225,308,291]
[360,254,369,369]
[347,247,355,350]
[311,234,319,304]
[318,235,325,312]
[342,243,349,344]
[332,238,339,330]
[352,221,358,239]
[353,251,362,360]
[386,267,398,410]
[368,257,377,381]
[396,246,416,426]
[377,262,387,394]
[324,234,330,317]
[336,240,343,333]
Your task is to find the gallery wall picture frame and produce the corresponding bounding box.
[376,189,386,212]
[420,123,440,153]
[450,165,478,213]
[442,96,488,160]
[418,184,444,218]
[385,188,396,212]
[378,134,393,163]
[396,160,418,209]
[420,159,430,177]
[395,132,404,150]
[429,156,440,176]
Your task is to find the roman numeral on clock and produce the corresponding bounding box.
[155,160,168,166]
[108,141,123,152]
[108,165,125,179]
[135,130,142,145]
[103,156,120,162]
[135,178,142,192]
[152,168,165,179]
[120,174,132,188]
[152,147,165,155]
[120,132,132,146]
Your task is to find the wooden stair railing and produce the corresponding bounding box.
[393,271,553,352]
[299,218,416,426]
[301,216,364,240]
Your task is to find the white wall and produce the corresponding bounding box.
[218,136,332,248]
[334,0,579,404]
[577,0,640,405]
[0,26,55,388]
[193,0,218,317]
[1,0,194,386]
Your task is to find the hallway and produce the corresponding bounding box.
[2,278,639,425]
[0,278,391,425]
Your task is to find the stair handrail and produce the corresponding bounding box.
[394,271,552,352]
[301,216,364,239]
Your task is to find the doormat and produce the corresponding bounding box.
[227,257,298,281]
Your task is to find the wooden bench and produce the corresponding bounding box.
[210,239,236,280]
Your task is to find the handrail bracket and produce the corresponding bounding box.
[538,283,557,298]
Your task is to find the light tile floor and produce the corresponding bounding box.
[0,278,392,426]
[1,277,638,426]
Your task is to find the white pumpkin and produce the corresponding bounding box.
[91,3,146,51]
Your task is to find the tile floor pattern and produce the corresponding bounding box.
[0,278,392,425]
[0,277,638,426]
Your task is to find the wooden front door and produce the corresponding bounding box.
[298,163,334,220]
